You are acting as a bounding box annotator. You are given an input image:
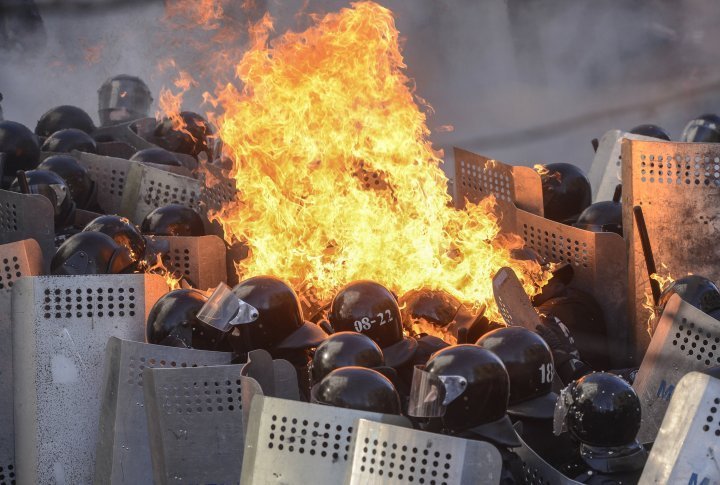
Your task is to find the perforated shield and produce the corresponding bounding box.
[638,371,720,485]
[0,190,55,272]
[143,364,250,485]
[492,266,544,330]
[147,235,227,290]
[454,148,544,216]
[240,349,300,402]
[498,202,630,367]
[11,274,168,484]
[0,240,43,485]
[95,338,233,485]
[622,139,720,361]
[632,294,720,444]
[119,162,237,236]
[587,130,657,203]
[345,419,502,485]
[92,119,156,152]
[240,395,410,485]
[514,432,583,485]
[96,141,137,160]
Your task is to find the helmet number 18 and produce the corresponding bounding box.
[539,363,554,384]
[353,309,394,332]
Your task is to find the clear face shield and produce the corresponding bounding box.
[196,282,260,333]
[407,365,468,418]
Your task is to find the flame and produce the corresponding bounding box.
[643,263,675,334]
[534,163,561,183]
[143,253,183,290]
[200,1,548,319]
[157,69,201,140]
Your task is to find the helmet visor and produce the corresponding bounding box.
[407,365,467,418]
[196,282,259,332]
[31,183,68,216]
[682,119,720,143]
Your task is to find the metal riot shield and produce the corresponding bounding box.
[92,118,157,152]
[622,138,720,362]
[514,432,583,485]
[0,240,44,484]
[453,147,544,216]
[492,266,544,330]
[632,294,720,444]
[0,189,55,272]
[143,364,252,485]
[344,418,502,485]
[240,395,410,485]
[240,348,300,402]
[496,202,630,368]
[119,162,236,237]
[11,274,168,485]
[96,141,137,160]
[95,338,233,485]
[638,371,720,485]
[587,130,658,203]
[145,235,227,290]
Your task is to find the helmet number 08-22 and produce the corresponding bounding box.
[539,363,554,384]
[353,309,394,332]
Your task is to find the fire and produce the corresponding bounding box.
[534,163,561,182]
[643,264,675,334]
[143,253,183,290]
[202,1,548,318]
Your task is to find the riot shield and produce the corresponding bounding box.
[11,274,167,484]
[632,294,720,443]
[95,338,233,484]
[345,418,502,485]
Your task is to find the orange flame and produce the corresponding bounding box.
[643,264,675,334]
[202,2,548,318]
[144,253,183,290]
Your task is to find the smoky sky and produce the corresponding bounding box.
[2,0,719,183]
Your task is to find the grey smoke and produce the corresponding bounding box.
[2,0,719,181]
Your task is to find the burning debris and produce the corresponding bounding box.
[0,1,719,484]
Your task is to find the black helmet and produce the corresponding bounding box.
[130,147,181,167]
[311,367,401,414]
[41,129,98,154]
[153,111,214,160]
[35,105,96,137]
[477,327,557,419]
[98,75,153,127]
[51,231,136,275]
[311,331,384,384]
[573,200,622,236]
[537,288,609,370]
[37,155,97,210]
[629,124,670,141]
[559,372,641,447]
[409,345,516,444]
[657,275,720,316]
[399,288,461,330]
[328,280,417,368]
[0,120,40,188]
[140,204,205,237]
[681,114,720,143]
[82,215,146,260]
[146,289,230,351]
[9,170,75,229]
[227,276,328,353]
[538,163,592,223]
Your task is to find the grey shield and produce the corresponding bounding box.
[587,130,659,203]
[96,141,137,160]
[240,348,300,402]
[639,371,720,485]
[0,189,55,272]
[119,162,237,238]
[145,235,227,291]
[344,418,502,485]
[143,364,252,485]
[632,294,720,444]
[485,201,630,368]
[11,274,168,485]
[95,338,233,485]
[453,147,544,216]
[92,118,157,152]
[492,266,544,330]
[0,240,43,485]
[514,432,583,485]
[622,138,720,362]
[240,395,410,485]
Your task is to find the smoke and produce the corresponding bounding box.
[2,0,720,182]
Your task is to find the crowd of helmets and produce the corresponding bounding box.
[2,74,720,485]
